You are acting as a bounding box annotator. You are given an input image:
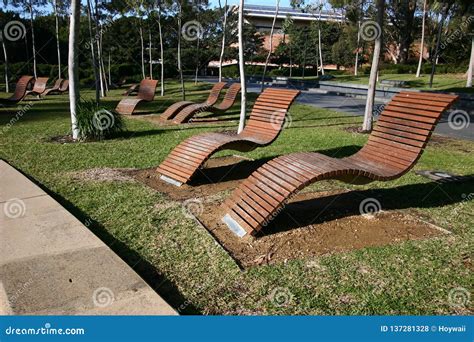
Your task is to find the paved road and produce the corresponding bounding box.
[200,78,473,141]
[247,83,473,141]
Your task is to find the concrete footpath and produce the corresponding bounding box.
[0,160,177,315]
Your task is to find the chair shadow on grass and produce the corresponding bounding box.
[258,176,474,237]
[189,146,362,186]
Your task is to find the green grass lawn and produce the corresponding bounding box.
[0,81,472,315]
[329,73,473,93]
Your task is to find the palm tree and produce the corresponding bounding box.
[68,0,80,140]
[237,0,246,134]
[416,0,428,77]
[363,0,385,132]
[1,35,9,93]
[218,0,228,83]
[261,0,280,91]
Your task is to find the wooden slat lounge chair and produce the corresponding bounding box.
[41,78,63,97]
[123,83,139,96]
[157,88,300,186]
[57,79,69,94]
[24,77,49,98]
[115,79,158,115]
[0,76,34,106]
[221,91,459,238]
[160,82,227,121]
[173,83,242,124]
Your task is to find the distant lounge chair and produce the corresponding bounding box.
[172,83,242,124]
[157,88,300,186]
[159,82,227,121]
[41,78,63,97]
[57,79,69,94]
[0,76,34,106]
[123,83,140,96]
[115,79,158,115]
[24,77,49,98]
[221,91,459,238]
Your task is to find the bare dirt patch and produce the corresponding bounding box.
[70,168,136,182]
[195,190,447,268]
[128,156,270,200]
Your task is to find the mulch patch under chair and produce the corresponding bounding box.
[159,82,227,121]
[0,76,34,106]
[115,79,158,115]
[172,83,242,124]
[157,88,300,187]
[221,91,459,238]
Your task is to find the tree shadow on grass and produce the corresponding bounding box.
[9,165,199,315]
[260,176,474,237]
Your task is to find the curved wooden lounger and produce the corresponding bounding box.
[157,88,301,186]
[222,91,459,237]
[160,82,227,121]
[57,79,69,94]
[115,79,158,115]
[173,83,241,124]
[41,78,63,97]
[25,77,49,98]
[172,83,242,124]
[123,83,139,96]
[0,76,34,106]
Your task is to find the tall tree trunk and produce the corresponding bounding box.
[416,0,427,78]
[1,38,9,93]
[429,6,449,88]
[362,0,384,132]
[108,51,111,86]
[261,0,280,91]
[317,0,324,75]
[139,23,146,79]
[28,1,37,79]
[218,0,228,83]
[195,38,200,84]
[158,6,165,96]
[93,0,105,97]
[237,0,247,134]
[467,36,473,87]
[99,36,108,93]
[260,0,280,91]
[86,0,100,104]
[53,0,61,79]
[149,25,153,79]
[68,0,80,140]
[354,20,361,76]
[177,3,185,100]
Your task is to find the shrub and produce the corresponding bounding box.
[75,100,125,141]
